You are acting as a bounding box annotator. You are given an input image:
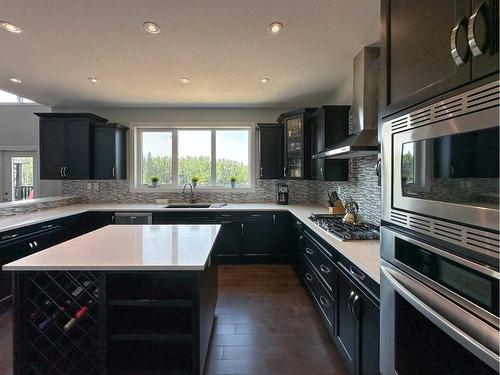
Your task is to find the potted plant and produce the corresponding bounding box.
[229,176,237,188]
[191,176,199,188]
[151,176,160,188]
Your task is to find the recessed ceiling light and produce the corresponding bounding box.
[7,77,22,83]
[88,77,99,83]
[179,77,190,84]
[0,21,22,33]
[143,21,160,34]
[268,22,283,34]
[259,78,270,84]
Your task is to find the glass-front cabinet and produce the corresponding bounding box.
[279,109,316,180]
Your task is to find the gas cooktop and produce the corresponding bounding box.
[309,214,380,241]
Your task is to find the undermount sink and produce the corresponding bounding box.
[163,203,226,208]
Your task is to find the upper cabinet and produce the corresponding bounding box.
[257,123,284,179]
[93,124,128,180]
[278,108,316,180]
[381,0,499,118]
[310,106,350,181]
[36,113,128,180]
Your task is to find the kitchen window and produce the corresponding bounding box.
[135,126,253,190]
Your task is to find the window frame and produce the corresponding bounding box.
[0,89,38,104]
[132,123,255,192]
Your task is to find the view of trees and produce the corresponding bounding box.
[401,151,414,184]
[142,153,249,186]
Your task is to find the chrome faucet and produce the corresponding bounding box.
[182,183,195,203]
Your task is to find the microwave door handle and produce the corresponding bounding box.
[381,265,499,370]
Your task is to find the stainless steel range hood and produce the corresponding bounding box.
[313,46,380,159]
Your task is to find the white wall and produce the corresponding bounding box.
[323,76,353,105]
[51,107,291,125]
[0,104,62,199]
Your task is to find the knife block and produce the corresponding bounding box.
[328,199,346,215]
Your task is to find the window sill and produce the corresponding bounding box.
[130,186,256,193]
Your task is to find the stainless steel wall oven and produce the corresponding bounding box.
[380,227,499,374]
[382,80,499,262]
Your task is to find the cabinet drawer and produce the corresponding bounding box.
[303,260,334,334]
[303,234,334,292]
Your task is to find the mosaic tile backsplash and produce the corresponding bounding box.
[0,196,81,217]
[62,156,381,224]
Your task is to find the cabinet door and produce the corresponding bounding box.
[214,222,241,258]
[241,216,274,255]
[39,118,66,179]
[335,271,357,374]
[470,0,499,80]
[284,116,304,179]
[65,118,90,179]
[272,212,292,256]
[93,127,116,179]
[381,0,471,117]
[359,294,380,375]
[258,124,284,179]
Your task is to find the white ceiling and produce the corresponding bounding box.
[0,0,379,108]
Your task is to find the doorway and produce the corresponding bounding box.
[2,151,38,203]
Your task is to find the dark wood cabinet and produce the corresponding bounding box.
[381,0,499,118]
[335,264,380,375]
[257,123,284,179]
[213,211,292,263]
[37,113,129,180]
[93,124,128,179]
[278,108,317,180]
[241,214,274,256]
[310,106,350,181]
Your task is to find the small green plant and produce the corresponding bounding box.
[229,176,237,182]
[191,176,200,183]
[151,176,160,183]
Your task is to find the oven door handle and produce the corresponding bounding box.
[381,265,499,370]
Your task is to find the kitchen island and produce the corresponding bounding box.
[3,224,221,375]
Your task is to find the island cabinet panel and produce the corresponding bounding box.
[13,264,217,375]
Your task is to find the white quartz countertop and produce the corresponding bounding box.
[0,203,380,283]
[3,224,221,271]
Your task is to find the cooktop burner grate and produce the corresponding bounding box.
[308,214,379,241]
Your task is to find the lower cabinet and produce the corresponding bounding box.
[335,265,380,375]
[294,219,380,375]
[213,211,292,263]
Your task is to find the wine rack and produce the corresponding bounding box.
[25,271,100,375]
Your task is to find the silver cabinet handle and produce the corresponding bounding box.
[41,224,54,229]
[320,166,324,177]
[305,248,314,255]
[320,264,331,274]
[272,214,276,225]
[451,16,469,66]
[348,290,356,316]
[112,167,116,177]
[283,166,287,178]
[33,241,38,248]
[63,166,67,177]
[468,1,488,56]
[319,295,330,307]
[250,214,262,217]
[60,166,64,177]
[29,242,34,250]
[241,223,244,236]
[349,265,365,281]
[351,294,360,319]
[305,273,313,282]
[260,166,263,177]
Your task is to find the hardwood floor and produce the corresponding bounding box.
[0,265,348,375]
[204,265,349,375]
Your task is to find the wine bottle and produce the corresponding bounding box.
[63,300,94,332]
[30,300,52,321]
[38,305,65,331]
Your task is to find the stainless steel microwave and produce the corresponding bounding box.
[382,80,499,260]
